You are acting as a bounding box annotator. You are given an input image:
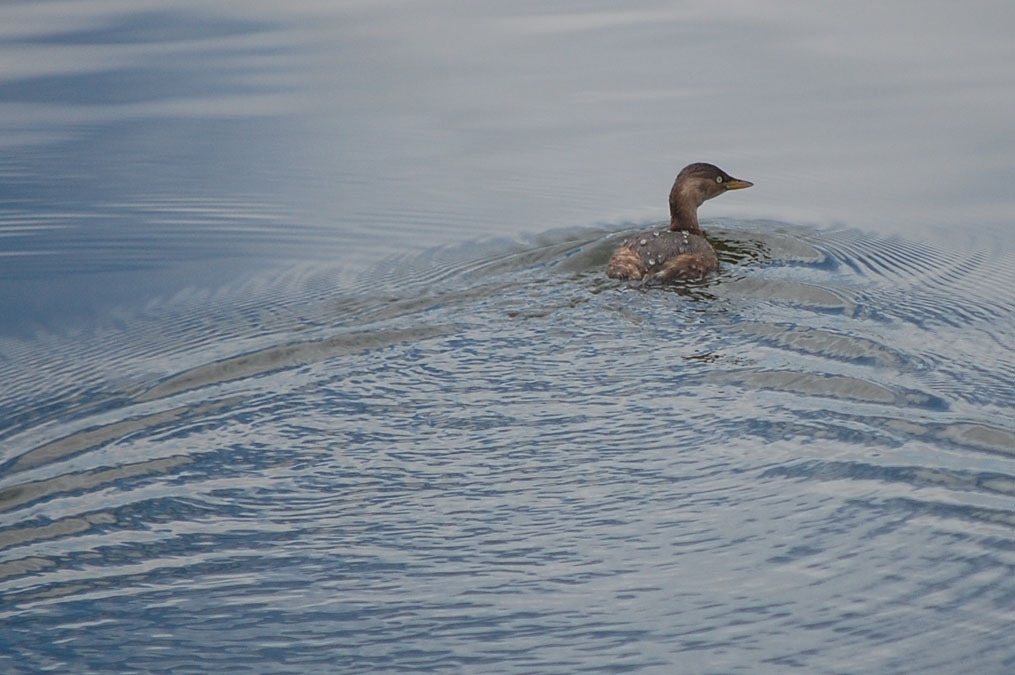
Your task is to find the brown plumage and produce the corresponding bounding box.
[606,163,752,281]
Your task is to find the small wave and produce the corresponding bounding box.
[1,219,1013,674]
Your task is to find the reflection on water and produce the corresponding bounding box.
[3,221,1015,672]
[2,0,1015,672]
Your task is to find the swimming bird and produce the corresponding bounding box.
[606,163,753,281]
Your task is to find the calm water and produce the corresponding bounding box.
[2,1,1015,672]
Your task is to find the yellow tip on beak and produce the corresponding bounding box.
[725,178,753,190]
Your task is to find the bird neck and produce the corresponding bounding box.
[669,200,701,233]
[669,180,704,233]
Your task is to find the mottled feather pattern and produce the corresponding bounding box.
[607,229,718,280]
[605,245,646,280]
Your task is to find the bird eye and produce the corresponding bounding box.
[716,176,723,183]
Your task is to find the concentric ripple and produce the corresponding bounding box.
[1,220,1013,673]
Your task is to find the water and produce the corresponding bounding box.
[2,1,1015,672]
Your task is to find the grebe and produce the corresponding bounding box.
[606,163,752,281]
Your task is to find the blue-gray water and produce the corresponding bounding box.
[2,2,1015,673]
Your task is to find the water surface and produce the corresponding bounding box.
[2,1,1014,672]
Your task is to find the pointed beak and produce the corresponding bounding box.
[725,178,753,190]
